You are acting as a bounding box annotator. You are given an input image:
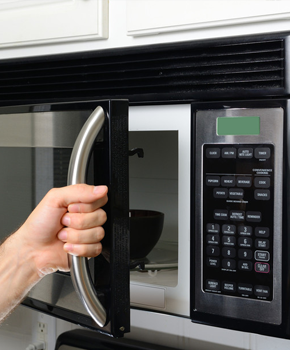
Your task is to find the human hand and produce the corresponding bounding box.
[15,184,108,277]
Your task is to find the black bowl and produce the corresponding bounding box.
[129,209,164,260]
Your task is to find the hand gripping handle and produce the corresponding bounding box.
[67,106,106,327]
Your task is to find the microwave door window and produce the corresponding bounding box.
[0,147,34,238]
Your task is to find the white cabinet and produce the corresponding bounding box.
[0,0,108,48]
[127,0,290,36]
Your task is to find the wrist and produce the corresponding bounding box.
[6,229,43,285]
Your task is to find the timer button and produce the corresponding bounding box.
[254,147,271,159]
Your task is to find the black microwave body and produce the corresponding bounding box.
[191,99,290,339]
[0,99,130,338]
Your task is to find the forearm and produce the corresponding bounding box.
[0,231,41,322]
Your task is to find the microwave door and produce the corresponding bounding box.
[13,100,130,337]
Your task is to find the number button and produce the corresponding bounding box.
[222,247,236,258]
[206,223,220,233]
[222,236,236,246]
[238,249,253,260]
[238,237,252,248]
[207,246,220,257]
[206,234,220,245]
[222,259,236,270]
[238,226,252,236]
[222,224,236,235]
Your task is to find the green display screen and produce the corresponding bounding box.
[217,116,260,136]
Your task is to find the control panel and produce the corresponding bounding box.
[193,106,283,325]
[203,144,273,300]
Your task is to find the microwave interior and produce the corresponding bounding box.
[129,130,178,288]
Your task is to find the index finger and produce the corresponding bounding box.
[47,184,108,209]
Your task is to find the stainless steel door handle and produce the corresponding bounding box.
[67,106,106,327]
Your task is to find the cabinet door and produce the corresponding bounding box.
[127,0,290,36]
[0,0,108,47]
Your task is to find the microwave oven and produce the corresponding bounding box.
[1,32,290,345]
[0,98,289,341]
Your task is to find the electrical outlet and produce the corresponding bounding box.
[38,322,47,341]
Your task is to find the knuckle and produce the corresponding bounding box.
[98,209,107,224]
[94,243,103,256]
[96,227,105,241]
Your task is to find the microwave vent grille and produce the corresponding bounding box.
[0,36,286,105]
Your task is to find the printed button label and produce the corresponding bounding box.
[230,210,245,221]
[255,262,270,273]
[222,282,236,292]
[206,279,220,291]
[238,148,253,158]
[222,148,236,158]
[255,227,269,237]
[238,261,253,271]
[254,189,270,201]
[246,211,262,222]
[254,285,270,298]
[237,177,252,187]
[214,209,228,220]
[238,283,253,295]
[206,176,220,186]
[255,250,270,262]
[206,148,220,158]
[254,177,270,188]
[254,147,271,159]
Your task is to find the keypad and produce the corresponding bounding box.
[203,144,273,301]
